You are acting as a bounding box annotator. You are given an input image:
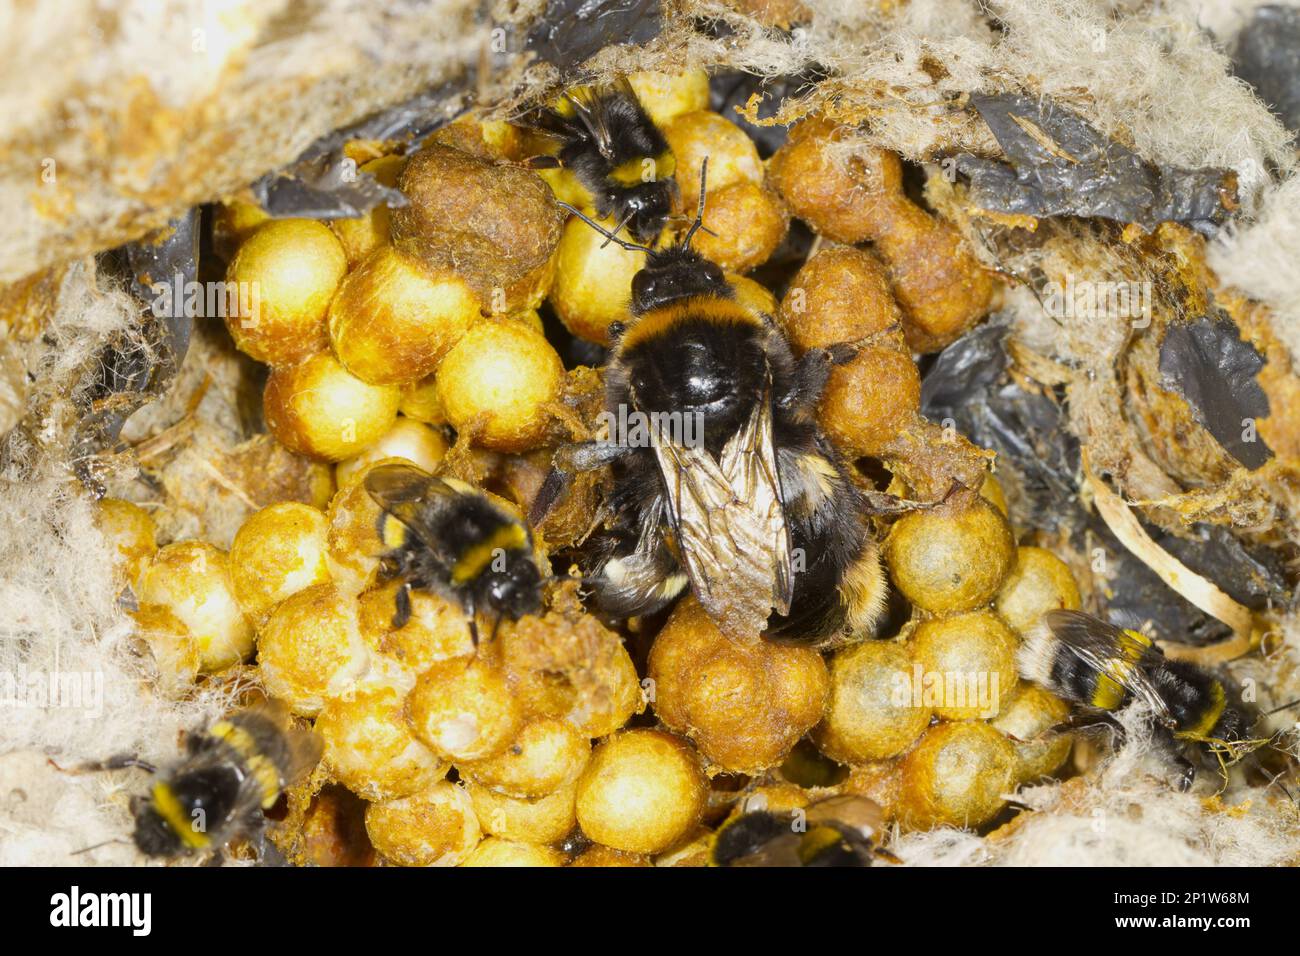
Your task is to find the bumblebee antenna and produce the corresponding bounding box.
[682,157,712,248]
[601,208,637,249]
[555,202,653,254]
[70,838,132,856]
[1260,696,1300,720]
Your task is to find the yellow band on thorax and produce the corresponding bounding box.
[609,151,675,187]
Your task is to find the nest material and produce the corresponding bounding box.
[2,0,1299,866]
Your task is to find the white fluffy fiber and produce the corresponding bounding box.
[894,707,1300,866]
[1210,173,1300,360]
[0,264,230,865]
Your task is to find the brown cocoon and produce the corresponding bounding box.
[648,597,830,773]
[995,546,1083,634]
[884,498,1016,614]
[817,344,921,456]
[780,245,901,350]
[908,610,1018,720]
[328,245,479,385]
[692,181,789,273]
[392,144,563,312]
[263,352,400,462]
[224,219,346,366]
[899,721,1016,830]
[814,640,931,763]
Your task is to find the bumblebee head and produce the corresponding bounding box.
[478,553,544,621]
[130,797,185,857]
[621,181,674,244]
[630,245,730,314]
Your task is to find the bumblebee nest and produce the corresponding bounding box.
[2,0,1299,867]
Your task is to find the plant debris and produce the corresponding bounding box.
[955,94,1240,235]
[1157,313,1272,470]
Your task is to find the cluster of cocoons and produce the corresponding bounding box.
[768,117,996,352]
[97,67,1116,866]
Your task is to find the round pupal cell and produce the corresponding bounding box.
[228,502,331,624]
[138,541,252,673]
[365,779,481,867]
[224,219,347,366]
[574,729,708,855]
[256,582,372,717]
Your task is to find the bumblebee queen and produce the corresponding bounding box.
[550,163,887,646]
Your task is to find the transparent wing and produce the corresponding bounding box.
[1042,610,1173,723]
[229,699,322,788]
[363,462,461,547]
[563,85,619,162]
[652,387,793,640]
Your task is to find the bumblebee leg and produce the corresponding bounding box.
[392,582,413,630]
[518,154,562,170]
[780,345,857,413]
[1174,754,1197,793]
[530,442,629,525]
[49,754,157,775]
[1045,711,1125,743]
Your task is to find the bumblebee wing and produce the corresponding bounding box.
[222,701,322,805]
[1041,610,1173,722]
[363,462,460,546]
[726,834,806,867]
[562,86,619,162]
[719,388,794,614]
[651,389,793,639]
[805,794,886,840]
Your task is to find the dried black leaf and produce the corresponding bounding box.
[1233,5,1300,134]
[124,208,199,368]
[1158,313,1272,469]
[526,0,662,70]
[920,321,1079,532]
[253,154,409,221]
[920,322,1288,643]
[954,93,1238,234]
[59,210,201,492]
[250,77,473,220]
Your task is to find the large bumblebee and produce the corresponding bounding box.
[524,78,677,243]
[1021,610,1274,787]
[66,702,320,861]
[711,794,897,867]
[365,462,544,640]
[550,169,887,645]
